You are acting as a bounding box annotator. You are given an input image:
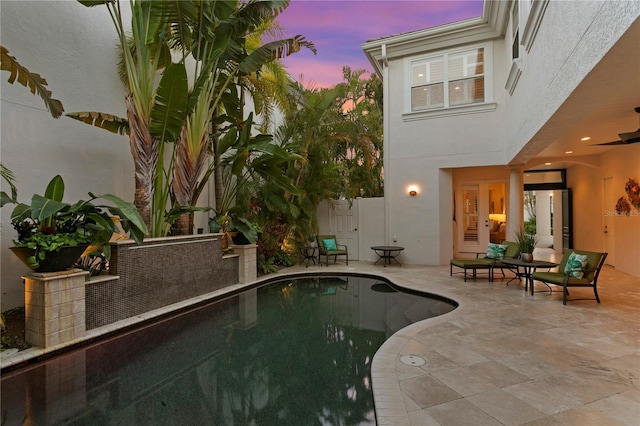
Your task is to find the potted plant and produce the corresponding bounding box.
[208,210,259,250]
[515,228,537,262]
[7,175,147,272]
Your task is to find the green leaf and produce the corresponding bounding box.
[44,175,64,202]
[10,203,31,223]
[218,127,238,155]
[31,194,68,222]
[1,192,14,208]
[150,62,189,143]
[77,0,114,7]
[239,36,316,75]
[97,194,148,236]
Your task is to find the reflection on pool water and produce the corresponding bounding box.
[1,275,456,425]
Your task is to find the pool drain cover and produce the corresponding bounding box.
[400,355,426,366]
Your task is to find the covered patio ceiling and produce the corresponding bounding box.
[524,18,640,170]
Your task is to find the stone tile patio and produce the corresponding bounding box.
[2,251,639,425]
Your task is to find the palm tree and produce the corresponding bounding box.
[169,0,315,234]
[71,0,314,236]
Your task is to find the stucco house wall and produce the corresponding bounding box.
[569,145,640,277]
[1,1,136,309]
[363,0,639,276]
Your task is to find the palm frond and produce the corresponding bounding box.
[66,111,129,135]
[1,45,65,118]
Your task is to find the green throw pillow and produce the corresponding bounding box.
[486,243,508,259]
[564,252,588,279]
[323,239,337,251]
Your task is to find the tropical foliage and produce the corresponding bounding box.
[241,69,384,271]
[69,0,315,237]
[8,175,147,269]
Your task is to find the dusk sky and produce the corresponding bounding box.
[277,0,485,88]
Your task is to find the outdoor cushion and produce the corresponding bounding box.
[564,252,588,278]
[486,243,508,259]
[323,238,337,251]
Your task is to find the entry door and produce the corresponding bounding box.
[603,177,615,265]
[561,189,573,252]
[458,181,506,253]
[332,199,359,260]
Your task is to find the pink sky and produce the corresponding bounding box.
[277,0,484,88]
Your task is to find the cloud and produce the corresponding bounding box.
[278,0,483,87]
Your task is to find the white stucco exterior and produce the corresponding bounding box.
[363,1,640,275]
[1,1,639,310]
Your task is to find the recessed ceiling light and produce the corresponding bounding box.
[581,137,591,141]
[545,162,551,165]
[565,151,573,154]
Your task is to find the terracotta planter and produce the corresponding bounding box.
[10,244,89,273]
[221,232,237,250]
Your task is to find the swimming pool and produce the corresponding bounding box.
[1,274,456,425]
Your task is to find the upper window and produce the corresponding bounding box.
[511,1,520,60]
[410,47,485,112]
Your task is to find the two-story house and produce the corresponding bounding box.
[362,0,639,277]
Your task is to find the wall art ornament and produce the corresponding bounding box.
[625,178,640,210]
[615,196,631,215]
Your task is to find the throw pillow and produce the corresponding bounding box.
[486,243,508,259]
[323,238,337,251]
[564,252,588,279]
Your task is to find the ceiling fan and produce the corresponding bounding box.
[594,106,640,146]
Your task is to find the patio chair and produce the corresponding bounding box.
[532,249,607,305]
[491,241,522,281]
[317,235,349,266]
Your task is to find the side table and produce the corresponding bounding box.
[299,246,318,268]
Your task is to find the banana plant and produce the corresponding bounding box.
[70,0,314,237]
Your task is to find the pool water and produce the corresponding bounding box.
[1,275,456,425]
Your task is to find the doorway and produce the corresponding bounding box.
[457,181,507,253]
[331,199,359,260]
[603,177,616,266]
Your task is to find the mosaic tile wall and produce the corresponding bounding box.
[85,235,239,329]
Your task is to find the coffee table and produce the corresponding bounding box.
[371,246,404,266]
[500,258,558,295]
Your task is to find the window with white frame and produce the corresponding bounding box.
[410,47,485,111]
[511,1,520,61]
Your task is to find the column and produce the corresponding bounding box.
[230,244,257,284]
[508,165,525,241]
[23,269,88,348]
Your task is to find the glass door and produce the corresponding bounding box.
[459,181,506,253]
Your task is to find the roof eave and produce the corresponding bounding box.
[362,0,509,76]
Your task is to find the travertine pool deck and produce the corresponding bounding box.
[2,253,639,425]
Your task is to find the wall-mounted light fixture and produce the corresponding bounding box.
[408,185,419,196]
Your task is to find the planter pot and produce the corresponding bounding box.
[521,253,534,263]
[221,232,237,250]
[231,233,252,245]
[10,244,89,273]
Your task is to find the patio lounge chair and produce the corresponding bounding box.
[532,249,607,305]
[317,235,349,266]
[450,241,520,282]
